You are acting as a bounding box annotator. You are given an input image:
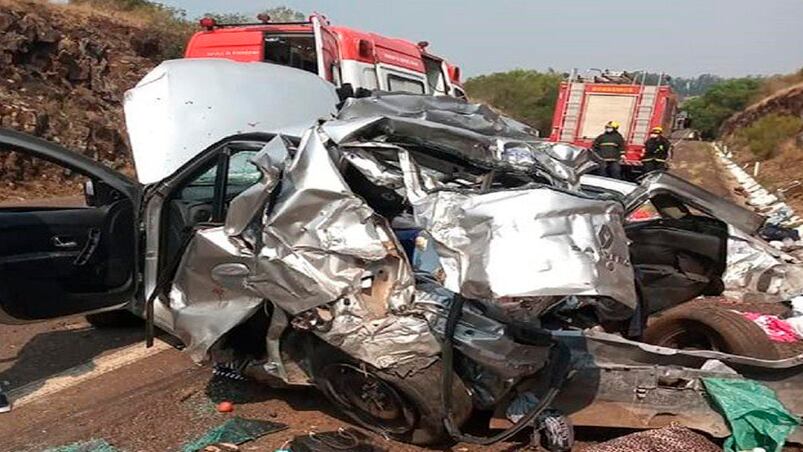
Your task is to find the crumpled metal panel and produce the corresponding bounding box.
[224,136,289,238]
[168,130,417,365]
[553,330,803,442]
[337,94,539,141]
[326,95,596,188]
[724,230,803,300]
[245,130,415,316]
[167,227,263,362]
[399,151,637,306]
[626,172,765,234]
[314,295,441,371]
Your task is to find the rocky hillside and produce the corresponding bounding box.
[720,81,803,213]
[0,0,183,198]
[720,82,803,136]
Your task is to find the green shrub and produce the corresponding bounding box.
[681,78,762,139]
[735,113,803,160]
[464,69,562,133]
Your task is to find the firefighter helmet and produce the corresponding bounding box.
[606,121,620,129]
[651,126,664,134]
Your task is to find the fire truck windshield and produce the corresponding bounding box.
[264,33,318,74]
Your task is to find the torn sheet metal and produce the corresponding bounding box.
[724,230,803,300]
[336,94,539,141]
[167,227,263,362]
[326,95,595,188]
[168,133,417,364]
[313,295,441,371]
[400,151,637,307]
[552,329,803,442]
[626,172,765,234]
[124,59,339,184]
[224,136,289,238]
[244,130,415,317]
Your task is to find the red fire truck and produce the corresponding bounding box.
[185,14,465,98]
[549,70,677,177]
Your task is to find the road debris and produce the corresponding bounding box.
[44,439,119,452]
[739,311,801,343]
[703,378,800,452]
[181,417,287,452]
[216,401,235,413]
[283,428,386,452]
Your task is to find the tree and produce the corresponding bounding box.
[200,6,305,24]
[261,6,306,22]
[464,69,563,134]
[200,12,251,24]
[681,78,762,138]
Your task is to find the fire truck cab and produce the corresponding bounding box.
[549,70,677,179]
[185,14,464,98]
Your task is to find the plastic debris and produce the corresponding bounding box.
[506,391,540,423]
[44,439,119,452]
[201,444,239,452]
[759,224,801,242]
[182,417,287,452]
[216,401,235,413]
[701,359,740,375]
[791,295,803,316]
[739,311,800,343]
[703,378,800,452]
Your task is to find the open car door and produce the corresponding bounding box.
[0,128,140,323]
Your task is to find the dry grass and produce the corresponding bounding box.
[0,0,144,26]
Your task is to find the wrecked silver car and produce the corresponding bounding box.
[0,60,800,448]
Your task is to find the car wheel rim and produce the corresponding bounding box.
[319,363,417,434]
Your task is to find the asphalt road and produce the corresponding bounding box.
[0,317,545,452]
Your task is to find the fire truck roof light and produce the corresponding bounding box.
[257,13,270,23]
[417,41,429,49]
[199,17,216,30]
[358,39,374,59]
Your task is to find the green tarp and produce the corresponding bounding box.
[44,439,119,452]
[182,417,287,452]
[703,378,800,452]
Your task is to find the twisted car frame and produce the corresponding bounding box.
[0,60,800,447]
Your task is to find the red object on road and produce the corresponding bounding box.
[217,401,234,413]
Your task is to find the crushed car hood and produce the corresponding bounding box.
[124,59,339,184]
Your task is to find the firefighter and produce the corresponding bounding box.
[592,121,626,179]
[642,126,671,173]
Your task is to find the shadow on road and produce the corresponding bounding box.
[0,323,143,392]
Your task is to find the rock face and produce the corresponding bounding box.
[720,82,803,136]
[0,0,181,187]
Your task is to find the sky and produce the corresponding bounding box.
[159,0,803,79]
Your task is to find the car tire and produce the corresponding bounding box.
[85,310,142,328]
[643,303,779,359]
[313,353,473,445]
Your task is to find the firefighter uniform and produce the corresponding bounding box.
[642,128,671,173]
[592,121,626,179]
